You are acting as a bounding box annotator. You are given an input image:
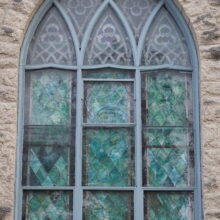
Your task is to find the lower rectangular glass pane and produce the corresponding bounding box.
[143,148,194,187]
[83,191,133,220]
[23,126,74,186]
[83,128,134,186]
[23,191,73,219]
[144,192,194,220]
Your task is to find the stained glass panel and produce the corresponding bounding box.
[23,126,74,186]
[83,69,134,79]
[84,7,133,65]
[143,127,193,147]
[141,8,191,66]
[27,7,76,65]
[115,0,159,42]
[83,128,134,186]
[84,82,134,123]
[145,192,194,220]
[25,70,75,126]
[58,0,102,43]
[143,148,194,187]
[23,191,73,219]
[142,71,192,126]
[83,191,133,220]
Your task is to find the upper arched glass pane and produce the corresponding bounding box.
[58,0,102,43]
[84,7,134,66]
[115,0,159,42]
[27,7,76,65]
[141,8,191,66]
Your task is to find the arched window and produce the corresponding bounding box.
[16,0,202,219]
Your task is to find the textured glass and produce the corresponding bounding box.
[143,148,194,187]
[25,70,75,126]
[84,82,134,123]
[83,128,134,186]
[143,127,193,147]
[142,72,192,126]
[84,191,133,220]
[145,192,194,220]
[115,0,159,42]
[58,0,102,43]
[141,8,191,66]
[84,7,133,65]
[23,191,73,219]
[83,69,134,79]
[23,126,74,186]
[27,7,76,65]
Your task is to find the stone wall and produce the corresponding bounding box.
[0,0,219,219]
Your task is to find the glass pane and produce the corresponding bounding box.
[25,69,76,126]
[27,7,76,65]
[84,7,133,65]
[141,8,191,66]
[58,0,102,43]
[83,128,134,186]
[142,71,192,126]
[143,127,193,147]
[115,0,159,42]
[23,191,73,219]
[143,148,194,187]
[145,192,194,220]
[83,69,134,79]
[83,191,133,220]
[23,126,74,186]
[84,82,134,123]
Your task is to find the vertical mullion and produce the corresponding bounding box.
[134,69,144,220]
[73,68,83,220]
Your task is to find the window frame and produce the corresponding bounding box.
[15,0,203,219]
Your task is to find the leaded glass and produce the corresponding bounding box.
[83,128,134,186]
[141,8,191,66]
[25,70,75,126]
[83,191,133,220]
[58,0,102,43]
[83,69,134,79]
[143,127,193,147]
[115,0,159,42]
[142,71,192,126]
[145,192,194,220]
[84,82,134,123]
[143,148,194,187]
[84,7,134,65]
[27,7,76,65]
[23,191,73,219]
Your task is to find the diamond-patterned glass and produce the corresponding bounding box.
[141,8,191,66]
[115,0,159,42]
[83,128,134,186]
[145,192,194,220]
[27,7,76,65]
[143,148,194,187]
[23,126,74,186]
[25,70,76,126]
[84,7,133,65]
[143,127,193,147]
[142,71,192,126]
[84,82,134,123]
[23,191,73,219]
[83,191,133,220]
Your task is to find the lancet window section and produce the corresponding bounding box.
[19,0,201,219]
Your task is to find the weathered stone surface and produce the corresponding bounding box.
[0,0,219,219]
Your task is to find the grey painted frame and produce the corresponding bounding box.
[15,0,203,219]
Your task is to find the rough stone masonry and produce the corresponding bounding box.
[0,0,220,219]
